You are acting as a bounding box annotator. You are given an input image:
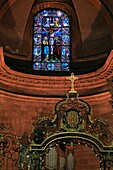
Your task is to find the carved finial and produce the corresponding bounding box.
[67,72,78,93]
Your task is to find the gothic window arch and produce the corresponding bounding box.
[33,9,70,71]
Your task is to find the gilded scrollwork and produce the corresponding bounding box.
[0,123,20,168]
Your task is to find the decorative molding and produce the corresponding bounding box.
[23,91,113,147]
[32,2,74,15]
[0,123,20,168]
[19,92,113,169]
[0,47,113,96]
[108,77,113,109]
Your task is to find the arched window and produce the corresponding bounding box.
[33,9,70,71]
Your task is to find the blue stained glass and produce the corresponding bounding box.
[42,28,49,37]
[34,27,42,34]
[55,63,61,71]
[33,9,70,71]
[57,10,62,17]
[38,27,42,33]
[51,10,57,16]
[33,63,36,69]
[49,38,54,46]
[33,55,41,62]
[41,10,49,16]
[62,28,70,35]
[47,63,56,70]
[34,34,41,45]
[43,17,50,27]
[34,16,42,26]
[61,55,69,62]
[33,62,42,70]
[42,62,48,70]
[62,35,70,45]
[62,17,69,27]
[34,46,41,56]
[62,63,69,71]
[53,17,61,27]
[62,46,70,57]
[44,46,49,54]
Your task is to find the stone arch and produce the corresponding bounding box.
[37,132,104,153]
[30,0,82,62]
[32,132,106,169]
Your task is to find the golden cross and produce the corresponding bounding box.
[67,72,78,92]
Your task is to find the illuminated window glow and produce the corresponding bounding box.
[33,9,70,71]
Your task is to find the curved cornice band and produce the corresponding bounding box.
[0,47,113,96]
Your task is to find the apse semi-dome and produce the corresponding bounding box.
[0,0,113,75]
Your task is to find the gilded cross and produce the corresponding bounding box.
[67,72,78,92]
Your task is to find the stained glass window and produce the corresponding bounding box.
[33,9,70,71]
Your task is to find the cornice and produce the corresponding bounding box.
[0,47,113,96]
[0,90,111,106]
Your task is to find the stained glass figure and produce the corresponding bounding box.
[33,9,70,71]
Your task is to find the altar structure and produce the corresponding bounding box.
[16,73,113,170]
[0,0,113,169]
